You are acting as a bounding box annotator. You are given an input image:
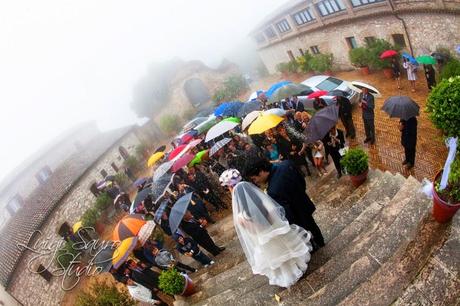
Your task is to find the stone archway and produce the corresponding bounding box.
[183,78,210,107]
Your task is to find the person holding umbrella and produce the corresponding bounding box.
[359,87,376,145]
[323,125,345,178]
[391,57,402,90]
[403,57,418,92]
[423,64,436,90]
[336,95,356,139]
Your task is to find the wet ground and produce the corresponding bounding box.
[249,70,447,181]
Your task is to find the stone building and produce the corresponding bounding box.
[0,124,155,305]
[250,0,460,73]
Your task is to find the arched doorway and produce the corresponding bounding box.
[183,78,210,107]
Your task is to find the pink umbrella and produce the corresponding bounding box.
[172,153,195,172]
[307,90,328,99]
[168,145,187,161]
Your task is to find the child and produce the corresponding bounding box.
[312,140,327,175]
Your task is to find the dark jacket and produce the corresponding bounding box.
[338,97,352,118]
[176,237,200,255]
[323,129,345,152]
[361,93,375,119]
[400,117,417,148]
[267,161,316,229]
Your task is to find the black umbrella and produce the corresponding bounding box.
[151,173,175,204]
[237,101,261,118]
[431,52,449,64]
[92,244,115,273]
[130,188,151,213]
[304,105,339,143]
[169,192,193,234]
[381,96,420,120]
[154,145,166,153]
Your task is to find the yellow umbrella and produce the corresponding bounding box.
[112,236,139,269]
[72,221,82,233]
[248,114,284,135]
[147,152,165,167]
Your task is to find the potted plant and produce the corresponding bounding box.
[426,76,460,223]
[349,47,372,75]
[158,268,195,296]
[310,53,333,75]
[340,148,369,187]
[367,39,398,79]
[276,62,290,78]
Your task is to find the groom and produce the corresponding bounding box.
[245,158,325,249]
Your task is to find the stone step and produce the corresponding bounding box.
[338,215,449,306]
[278,177,432,305]
[393,213,460,306]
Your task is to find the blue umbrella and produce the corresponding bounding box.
[265,81,292,98]
[402,52,418,65]
[456,45,460,55]
[214,101,244,117]
[133,177,148,188]
[169,192,194,234]
[130,188,151,213]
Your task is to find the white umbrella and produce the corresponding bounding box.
[209,138,232,157]
[264,108,287,117]
[350,81,381,97]
[242,111,261,131]
[205,120,239,142]
[137,221,156,246]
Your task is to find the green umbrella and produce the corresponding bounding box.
[194,117,217,134]
[268,83,312,104]
[188,150,209,167]
[416,55,436,65]
[223,117,241,123]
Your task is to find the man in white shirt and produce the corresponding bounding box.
[126,278,162,305]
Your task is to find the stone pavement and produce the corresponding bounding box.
[248,70,448,181]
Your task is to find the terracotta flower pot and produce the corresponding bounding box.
[181,274,195,296]
[360,66,370,75]
[383,68,393,79]
[432,171,460,223]
[349,168,369,188]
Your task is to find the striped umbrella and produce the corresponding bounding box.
[112,237,139,269]
[137,221,156,246]
[209,138,232,157]
[112,214,146,242]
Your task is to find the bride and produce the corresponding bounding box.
[219,169,313,288]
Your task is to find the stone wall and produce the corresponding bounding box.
[7,131,141,306]
[258,12,460,74]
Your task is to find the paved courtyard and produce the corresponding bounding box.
[250,70,448,181]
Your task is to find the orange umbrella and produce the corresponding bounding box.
[112,214,146,242]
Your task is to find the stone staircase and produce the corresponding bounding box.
[174,168,459,306]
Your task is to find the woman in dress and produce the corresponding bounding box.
[219,169,313,288]
[312,140,327,175]
[403,57,417,92]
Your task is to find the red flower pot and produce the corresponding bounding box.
[360,66,370,75]
[349,168,369,188]
[432,171,460,223]
[383,68,393,79]
[181,274,195,296]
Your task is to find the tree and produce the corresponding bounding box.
[75,279,136,306]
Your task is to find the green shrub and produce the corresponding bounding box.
[435,154,460,203]
[439,58,460,80]
[309,53,333,73]
[212,74,249,103]
[135,142,149,159]
[276,62,290,74]
[160,114,182,134]
[158,268,186,295]
[95,192,112,211]
[297,52,314,73]
[340,148,369,176]
[56,240,80,269]
[366,39,398,70]
[114,172,130,189]
[75,279,136,306]
[286,60,299,73]
[81,208,100,228]
[123,155,141,172]
[426,76,460,138]
[349,47,372,68]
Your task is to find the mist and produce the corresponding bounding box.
[0,0,283,182]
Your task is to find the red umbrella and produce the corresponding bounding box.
[380,50,398,59]
[168,145,187,161]
[307,90,328,99]
[172,153,195,172]
[180,133,194,144]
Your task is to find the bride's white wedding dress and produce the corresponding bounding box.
[232,181,313,288]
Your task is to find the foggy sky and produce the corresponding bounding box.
[0,0,283,182]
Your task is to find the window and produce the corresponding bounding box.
[111,162,119,172]
[364,36,376,45]
[315,77,343,91]
[392,34,406,47]
[6,195,23,215]
[287,50,295,61]
[310,46,320,54]
[36,166,52,185]
[350,0,385,7]
[37,264,53,282]
[346,36,359,49]
[255,33,265,43]
[100,169,108,178]
[264,27,276,39]
[293,8,315,25]
[276,19,291,33]
[119,146,129,160]
[316,0,346,16]
[299,48,305,56]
